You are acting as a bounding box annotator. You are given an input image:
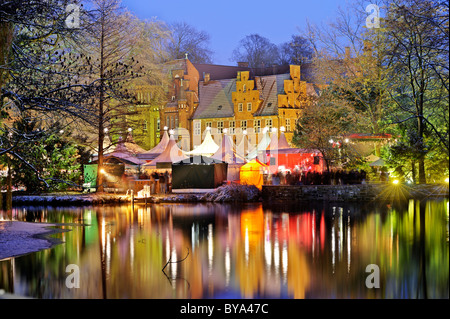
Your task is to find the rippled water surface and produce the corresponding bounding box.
[0,199,448,299]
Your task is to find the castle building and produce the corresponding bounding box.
[135,58,319,152]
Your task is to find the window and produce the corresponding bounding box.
[157,119,160,132]
[194,121,201,136]
[175,118,178,128]
[143,120,148,131]
[254,119,261,133]
[266,119,273,129]
[217,121,224,134]
[166,116,169,129]
[206,122,212,130]
[170,117,174,130]
[247,103,252,112]
[241,120,247,131]
[229,121,235,134]
[238,103,243,112]
[243,84,246,92]
[286,118,291,132]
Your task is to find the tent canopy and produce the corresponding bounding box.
[247,131,271,160]
[211,134,246,164]
[137,130,170,160]
[185,130,219,156]
[144,134,188,167]
[240,159,268,189]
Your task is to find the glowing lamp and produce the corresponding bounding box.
[329,139,334,144]
[243,130,247,135]
[271,127,277,133]
[169,129,175,135]
[263,127,269,134]
[128,128,132,132]
[223,128,228,134]
[206,126,211,131]
[344,138,349,143]
[164,126,168,131]
[280,126,286,132]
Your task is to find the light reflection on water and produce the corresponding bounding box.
[0,199,448,299]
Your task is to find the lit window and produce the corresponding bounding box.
[254,120,261,133]
[229,121,235,134]
[286,119,291,132]
[238,103,243,112]
[143,120,148,131]
[194,121,201,136]
[241,120,247,130]
[217,121,224,134]
[247,103,252,111]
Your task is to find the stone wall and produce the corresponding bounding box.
[262,184,449,202]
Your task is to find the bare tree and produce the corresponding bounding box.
[231,34,279,68]
[278,35,314,65]
[74,0,146,192]
[165,21,214,64]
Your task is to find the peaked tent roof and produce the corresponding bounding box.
[92,137,146,165]
[137,130,170,160]
[144,134,188,167]
[278,131,291,149]
[211,134,246,164]
[247,130,271,160]
[185,129,219,156]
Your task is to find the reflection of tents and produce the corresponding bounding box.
[185,129,219,156]
[171,156,228,192]
[239,159,268,190]
[211,134,246,181]
[137,130,170,161]
[143,134,188,170]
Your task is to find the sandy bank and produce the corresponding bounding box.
[0,221,68,260]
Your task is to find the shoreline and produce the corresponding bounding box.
[0,221,70,261]
[3,183,448,207]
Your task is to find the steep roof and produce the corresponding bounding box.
[192,79,236,119]
[253,73,291,117]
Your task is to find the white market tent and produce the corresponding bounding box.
[137,130,170,161]
[247,128,271,161]
[211,132,246,181]
[185,129,219,157]
[143,133,188,170]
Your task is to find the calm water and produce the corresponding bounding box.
[0,199,448,299]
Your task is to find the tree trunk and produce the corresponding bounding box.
[96,15,106,193]
[411,160,416,184]
[6,157,12,210]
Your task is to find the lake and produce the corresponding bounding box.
[0,199,448,299]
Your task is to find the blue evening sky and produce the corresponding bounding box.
[121,0,352,65]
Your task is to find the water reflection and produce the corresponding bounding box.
[0,199,448,299]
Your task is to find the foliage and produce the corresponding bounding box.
[5,120,82,192]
